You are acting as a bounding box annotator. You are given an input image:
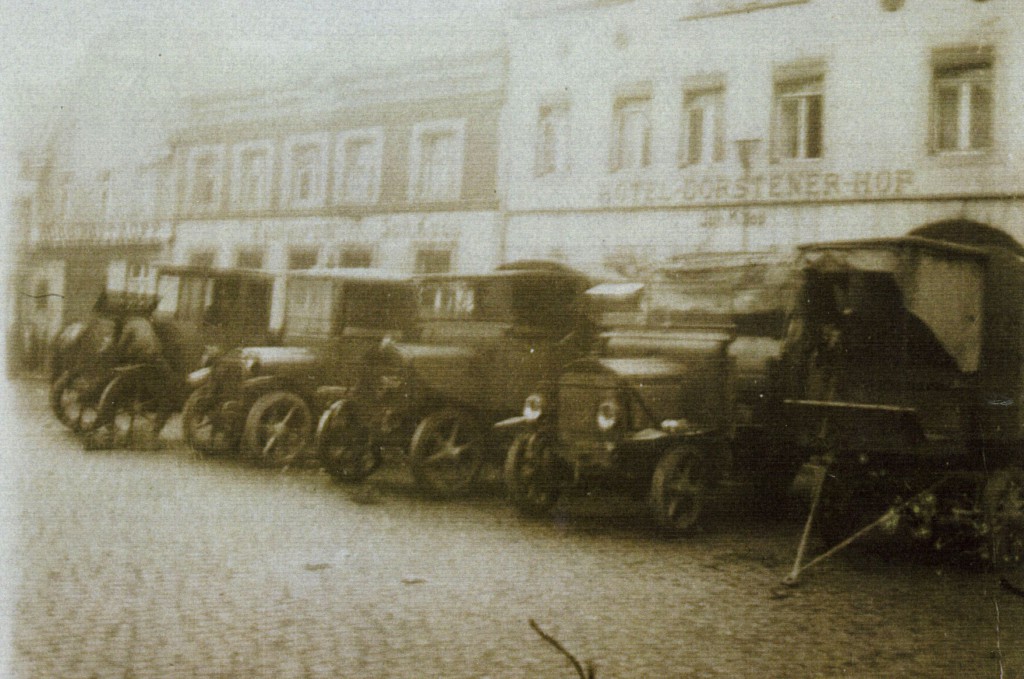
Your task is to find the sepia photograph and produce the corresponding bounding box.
[2,0,1023,676]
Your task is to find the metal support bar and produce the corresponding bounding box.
[782,475,951,586]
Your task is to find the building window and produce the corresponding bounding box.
[773,76,823,160]
[235,248,264,269]
[409,120,465,202]
[682,88,725,166]
[932,54,993,154]
[188,250,216,268]
[612,95,652,171]
[188,148,224,211]
[232,144,272,210]
[335,130,383,204]
[125,263,153,295]
[414,248,452,274]
[536,102,571,176]
[284,136,327,208]
[288,247,319,270]
[326,246,374,269]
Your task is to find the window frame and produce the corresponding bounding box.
[611,94,653,172]
[681,86,726,167]
[230,140,274,211]
[408,119,466,203]
[930,51,994,156]
[334,127,385,205]
[771,74,824,162]
[535,101,572,177]
[283,134,329,209]
[187,146,226,214]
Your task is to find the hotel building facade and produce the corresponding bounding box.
[500,0,1024,268]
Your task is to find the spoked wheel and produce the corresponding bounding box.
[92,377,169,450]
[52,370,102,433]
[650,446,707,537]
[983,466,1024,573]
[242,391,312,468]
[182,386,237,458]
[317,400,381,483]
[505,431,562,517]
[409,409,484,498]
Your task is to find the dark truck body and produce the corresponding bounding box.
[187,268,416,466]
[317,262,601,494]
[783,223,1024,568]
[501,252,804,534]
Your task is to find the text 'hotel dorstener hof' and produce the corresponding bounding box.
[11,0,1024,365]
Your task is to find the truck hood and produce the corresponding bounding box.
[230,346,323,370]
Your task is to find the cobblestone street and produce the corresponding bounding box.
[3,378,1023,677]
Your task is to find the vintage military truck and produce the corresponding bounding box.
[314,263,599,495]
[500,253,803,535]
[49,291,159,432]
[784,221,1024,570]
[184,268,416,466]
[70,265,278,447]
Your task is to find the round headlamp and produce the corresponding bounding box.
[596,398,621,432]
[242,355,260,374]
[523,393,545,421]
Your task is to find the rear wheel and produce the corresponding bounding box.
[52,369,102,433]
[317,400,381,483]
[93,376,169,449]
[242,391,312,468]
[182,386,237,458]
[650,446,707,536]
[983,466,1024,573]
[409,409,483,498]
[505,431,562,517]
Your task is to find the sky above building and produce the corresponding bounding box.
[0,0,507,176]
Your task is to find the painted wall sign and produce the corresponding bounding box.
[35,220,172,247]
[596,169,915,208]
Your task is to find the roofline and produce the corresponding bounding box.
[798,236,993,260]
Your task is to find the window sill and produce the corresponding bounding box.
[926,150,1001,168]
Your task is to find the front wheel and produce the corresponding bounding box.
[983,466,1024,573]
[505,431,562,518]
[242,391,313,468]
[182,386,237,458]
[650,446,707,536]
[409,409,483,498]
[317,400,381,483]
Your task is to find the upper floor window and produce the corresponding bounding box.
[414,248,453,274]
[682,88,725,166]
[235,248,264,269]
[288,246,319,270]
[335,129,383,204]
[188,250,216,268]
[612,95,652,171]
[188,148,224,212]
[409,120,465,202]
[285,136,327,208]
[232,143,272,210]
[326,245,375,269]
[932,51,993,154]
[536,102,571,176]
[773,75,823,160]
